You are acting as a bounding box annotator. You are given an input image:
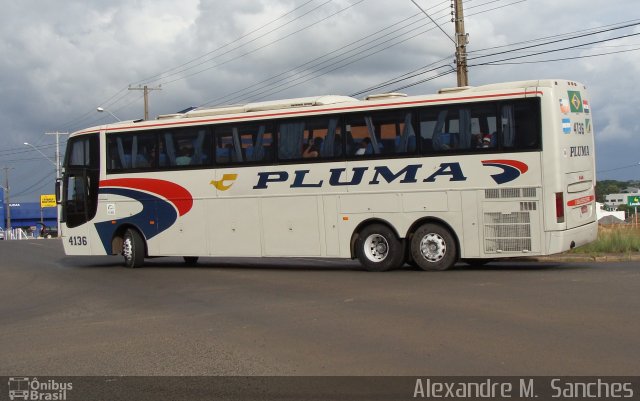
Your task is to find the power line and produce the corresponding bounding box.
[348,0,530,96]
[349,16,639,96]
[389,68,457,91]
[350,57,454,96]
[200,1,468,105]
[466,0,526,17]
[205,10,453,105]
[200,9,439,106]
[467,18,640,55]
[477,46,640,66]
[55,0,339,131]
[409,0,455,44]
[11,170,55,198]
[467,21,640,61]
[598,162,640,175]
[159,0,367,87]
[0,143,57,156]
[131,0,325,86]
[468,31,640,67]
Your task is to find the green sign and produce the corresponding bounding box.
[628,196,640,207]
[568,90,583,113]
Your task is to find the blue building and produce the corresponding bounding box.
[0,189,57,232]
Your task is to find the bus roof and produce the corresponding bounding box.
[70,79,583,137]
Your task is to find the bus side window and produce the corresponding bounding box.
[512,100,540,149]
[106,132,155,170]
[302,117,342,159]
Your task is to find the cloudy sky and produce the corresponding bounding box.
[1,0,639,201]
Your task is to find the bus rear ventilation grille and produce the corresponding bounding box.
[484,211,532,253]
[520,201,537,211]
[485,238,532,253]
[484,212,531,224]
[485,188,537,199]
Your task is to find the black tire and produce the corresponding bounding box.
[356,224,405,272]
[410,223,457,271]
[404,253,420,270]
[183,256,199,265]
[122,228,145,268]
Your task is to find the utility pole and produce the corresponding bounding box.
[3,166,11,238]
[410,0,469,87]
[128,85,162,120]
[453,0,469,87]
[45,132,69,237]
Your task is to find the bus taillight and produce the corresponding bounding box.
[555,192,565,223]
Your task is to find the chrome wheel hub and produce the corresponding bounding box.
[419,233,446,262]
[123,237,133,260]
[363,234,389,262]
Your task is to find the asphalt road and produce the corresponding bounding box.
[0,239,638,376]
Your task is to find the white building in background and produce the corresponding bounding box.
[596,202,626,223]
[604,188,640,209]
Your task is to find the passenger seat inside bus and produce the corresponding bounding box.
[432,132,458,150]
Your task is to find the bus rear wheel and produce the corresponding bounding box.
[122,228,145,268]
[356,224,404,272]
[410,223,457,271]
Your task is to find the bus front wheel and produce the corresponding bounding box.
[122,228,145,268]
[356,224,404,272]
[410,223,457,271]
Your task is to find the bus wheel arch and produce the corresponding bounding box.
[350,219,405,272]
[406,218,460,271]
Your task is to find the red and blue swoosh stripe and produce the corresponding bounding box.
[481,159,528,184]
[95,178,193,254]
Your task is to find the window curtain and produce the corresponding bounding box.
[398,112,415,152]
[501,105,515,147]
[191,130,206,165]
[83,140,90,166]
[251,125,266,161]
[131,135,139,168]
[116,138,128,168]
[320,118,338,157]
[458,109,472,149]
[364,116,380,154]
[279,121,305,159]
[164,132,176,165]
[231,128,243,162]
[431,110,449,150]
[71,140,86,166]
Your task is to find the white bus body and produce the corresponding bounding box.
[59,79,597,271]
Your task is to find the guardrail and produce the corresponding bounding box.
[1,228,37,240]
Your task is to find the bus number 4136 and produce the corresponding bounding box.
[69,236,87,246]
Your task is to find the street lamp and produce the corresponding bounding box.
[96,107,121,121]
[24,143,57,167]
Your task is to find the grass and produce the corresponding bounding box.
[570,225,640,254]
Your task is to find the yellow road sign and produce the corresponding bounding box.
[40,194,57,208]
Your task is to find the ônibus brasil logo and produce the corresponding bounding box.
[8,377,73,401]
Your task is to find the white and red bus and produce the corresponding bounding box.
[58,79,597,271]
